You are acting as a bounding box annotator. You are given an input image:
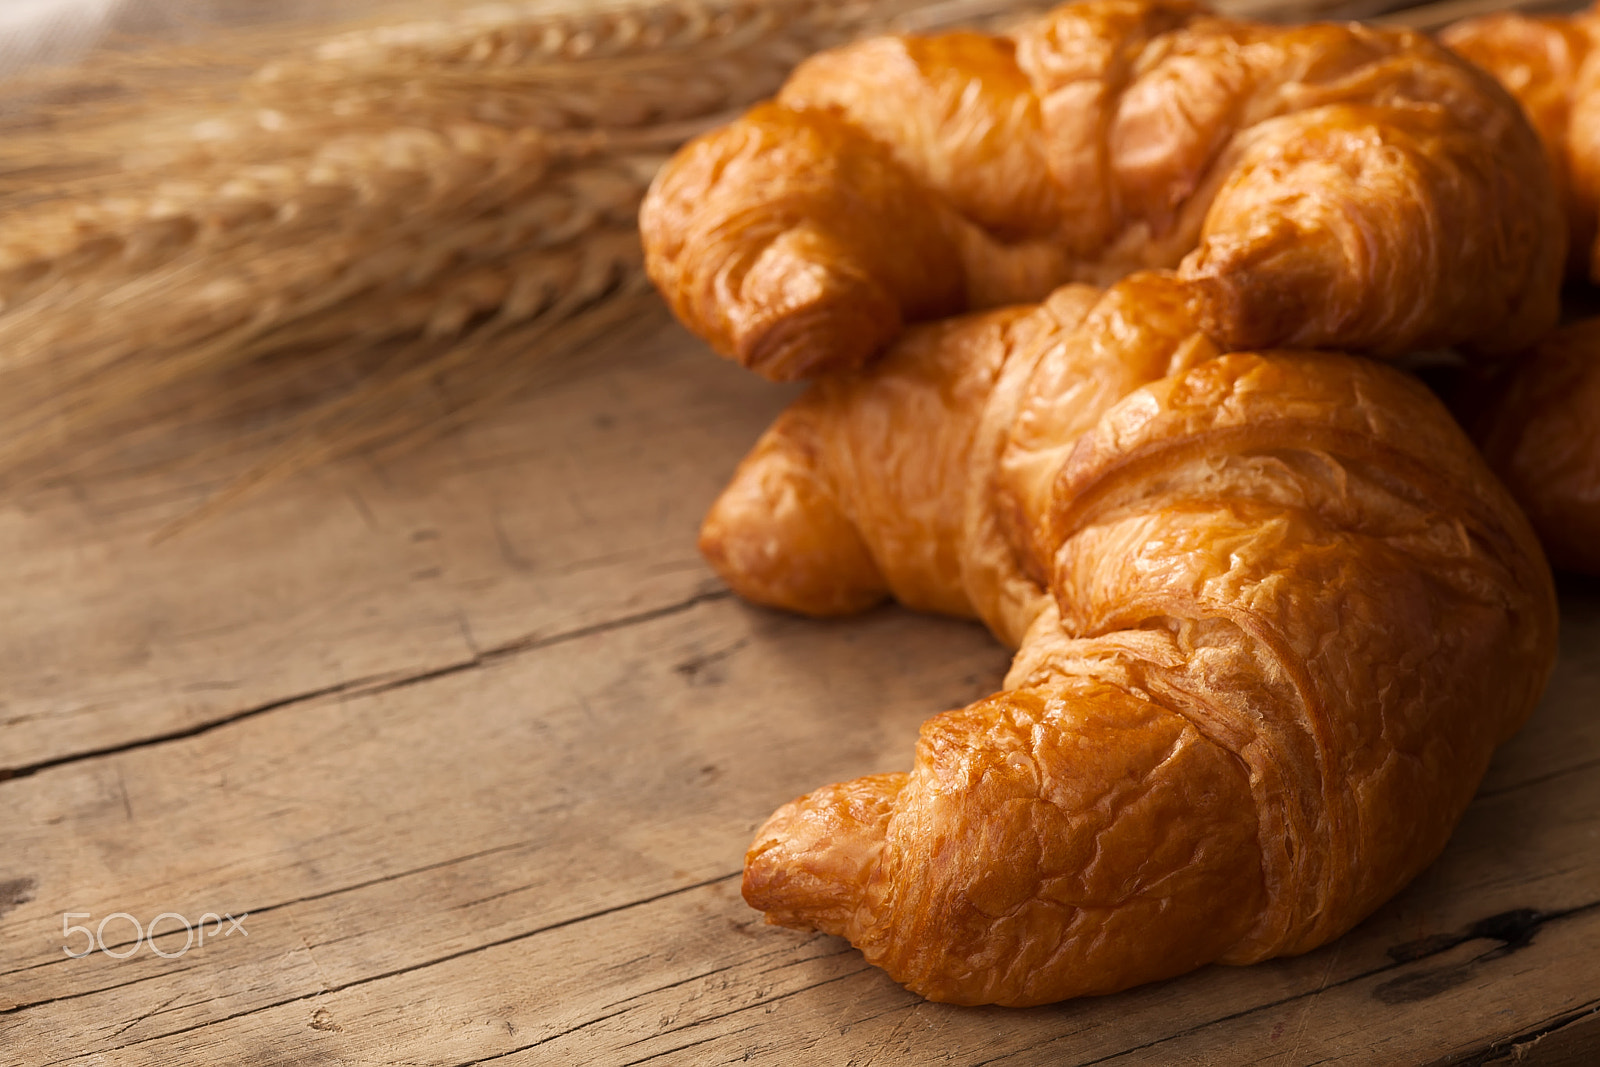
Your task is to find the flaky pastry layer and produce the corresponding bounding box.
[644,0,1562,379]
[707,273,1558,1005]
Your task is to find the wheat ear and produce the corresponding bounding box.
[0,0,1061,500]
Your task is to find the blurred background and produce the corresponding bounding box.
[0,0,1568,516]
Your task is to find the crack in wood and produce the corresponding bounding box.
[15,872,746,1065]
[12,878,1596,1064]
[1476,753,1600,801]
[0,841,538,985]
[444,880,555,914]
[1386,907,1551,964]
[283,910,334,999]
[455,1003,642,1066]
[0,678,354,785]
[305,870,742,998]
[1443,999,1600,1067]
[617,964,878,1052]
[102,991,186,1042]
[0,589,732,783]
[1373,907,1572,1006]
[596,954,774,1013]
[29,990,329,1067]
[964,898,1600,1067]
[314,870,741,997]
[447,970,780,1067]
[753,942,859,975]
[850,999,925,1067]
[7,860,739,993]
[0,961,197,1017]
[617,1020,769,1067]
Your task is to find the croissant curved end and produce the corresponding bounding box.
[731,275,902,381]
[719,280,1557,1005]
[743,684,1272,1006]
[743,773,907,937]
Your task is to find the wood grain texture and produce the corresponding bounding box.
[3,628,1597,1065]
[5,0,1600,1048]
[0,317,790,775]
[1,306,1596,1065]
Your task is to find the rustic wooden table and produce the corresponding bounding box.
[1,311,1596,1066]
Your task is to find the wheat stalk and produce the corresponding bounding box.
[0,0,1398,500]
[0,0,1015,495]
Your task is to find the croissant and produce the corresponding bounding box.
[706,272,1558,1005]
[1429,8,1600,574]
[640,0,1562,381]
[1463,316,1600,576]
[1443,4,1600,278]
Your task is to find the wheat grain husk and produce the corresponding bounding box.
[0,0,1394,506]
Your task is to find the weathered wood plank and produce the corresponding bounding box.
[0,915,327,1061]
[0,1,1595,1062]
[0,594,1010,1058]
[0,319,793,773]
[1077,922,1600,1066]
[19,743,1597,1067]
[3,582,1596,1065]
[1479,1006,1600,1067]
[4,324,1596,1063]
[499,717,1600,1067]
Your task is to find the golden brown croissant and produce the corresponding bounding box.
[641,0,1562,381]
[705,272,1557,1005]
[1466,316,1600,575]
[1433,7,1600,574]
[1443,4,1600,278]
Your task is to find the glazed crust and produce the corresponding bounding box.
[1440,5,1600,574]
[1469,317,1600,575]
[1443,5,1600,277]
[713,273,1558,1006]
[642,0,1562,380]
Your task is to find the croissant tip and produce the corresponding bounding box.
[736,303,894,381]
[741,817,831,933]
[740,774,907,936]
